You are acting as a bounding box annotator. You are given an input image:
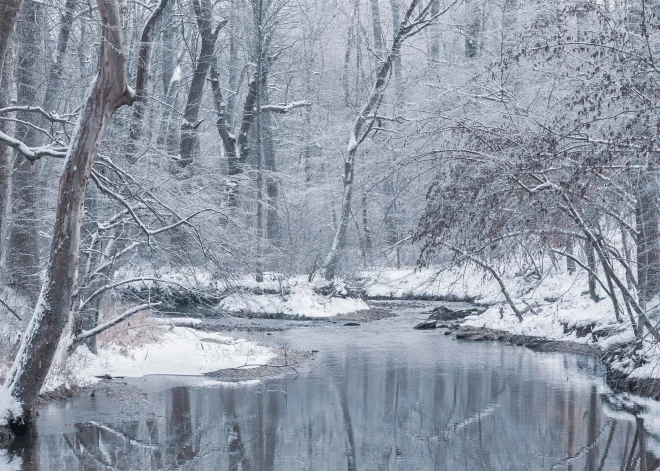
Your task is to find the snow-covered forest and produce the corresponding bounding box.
[3,0,660,466]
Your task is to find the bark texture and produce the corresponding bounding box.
[8,0,43,301]
[0,0,24,75]
[3,0,133,433]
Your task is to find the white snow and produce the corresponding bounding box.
[360,266,624,343]
[68,327,274,379]
[39,326,275,395]
[0,451,22,471]
[0,387,21,424]
[113,266,369,317]
[218,283,368,317]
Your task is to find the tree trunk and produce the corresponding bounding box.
[177,0,223,171]
[263,87,279,245]
[125,0,171,164]
[3,0,133,433]
[464,0,482,58]
[370,0,384,55]
[585,240,599,302]
[636,169,660,311]
[157,20,180,147]
[429,0,439,62]
[391,0,404,97]
[37,0,76,193]
[255,0,265,282]
[7,0,43,302]
[320,0,431,280]
[566,238,576,274]
[0,0,23,75]
[0,52,12,269]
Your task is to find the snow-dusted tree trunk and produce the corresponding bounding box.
[370,0,384,55]
[3,0,133,433]
[320,0,448,280]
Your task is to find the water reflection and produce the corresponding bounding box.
[5,307,660,470]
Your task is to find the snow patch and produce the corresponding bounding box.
[69,327,274,378]
[0,387,21,424]
[218,283,368,317]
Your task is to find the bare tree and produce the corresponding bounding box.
[3,0,134,433]
[320,0,456,280]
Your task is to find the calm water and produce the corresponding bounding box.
[2,301,657,470]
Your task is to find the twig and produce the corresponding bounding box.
[0,297,22,321]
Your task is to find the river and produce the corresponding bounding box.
[2,300,656,470]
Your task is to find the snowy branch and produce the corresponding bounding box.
[0,105,74,124]
[70,302,162,348]
[0,130,68,162]
[261,101,311,114]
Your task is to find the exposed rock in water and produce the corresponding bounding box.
[343,322,360,326]
[428,305,484,321]
[413,319,437,330]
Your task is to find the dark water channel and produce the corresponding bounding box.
[2,300,659,470]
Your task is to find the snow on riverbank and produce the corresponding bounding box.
[0,388,21,424]
[217,283,368,317]
[115,266,369,317]
[360,266,660,384]
[360,266,622,339]
[42,327,275,392]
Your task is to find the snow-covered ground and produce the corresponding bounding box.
[115,266,369,317]
[358,266,660,382]
[218,282,368,317]
[42,326,274,392]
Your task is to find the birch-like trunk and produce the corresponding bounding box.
[3,0,133,433]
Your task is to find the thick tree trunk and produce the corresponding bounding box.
[3,0,133,433]
[8,0,43,301]
[263,87,279,245]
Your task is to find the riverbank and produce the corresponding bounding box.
[358,267,660,399]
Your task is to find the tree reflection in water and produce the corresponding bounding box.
[6,320,660,470]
